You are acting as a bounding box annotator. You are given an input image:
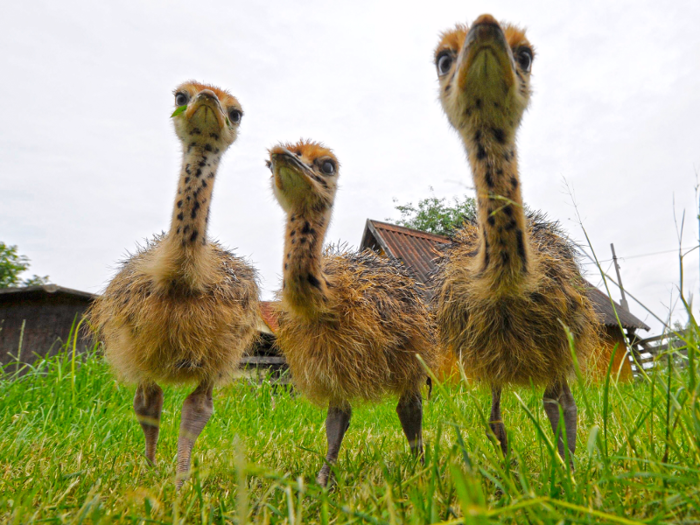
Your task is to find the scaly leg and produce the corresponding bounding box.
[133,381,164,466]
[489,385,508,457]
[396,390,424,461]
[316,401,351,487]
[176,381,214,489]
[543,379,577,463]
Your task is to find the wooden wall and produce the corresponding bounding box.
[0,292,93,369]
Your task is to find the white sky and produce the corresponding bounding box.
[1,0,699,335]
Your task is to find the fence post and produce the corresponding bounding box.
[610,243,630,312]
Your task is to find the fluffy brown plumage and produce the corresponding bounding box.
[433,213,599,386]
[275,247,439,405]
[89,235,259,385]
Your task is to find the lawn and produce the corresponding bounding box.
[1,332,699,524]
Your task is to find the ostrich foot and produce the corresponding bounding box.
[176,381,214,489]
[316,463,333,488]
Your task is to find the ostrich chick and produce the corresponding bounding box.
[88,82,259,487]
[433,16,599,461]
[268,140,440,486]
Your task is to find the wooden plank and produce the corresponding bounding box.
[241,356,287,366]
[636,328,690,346]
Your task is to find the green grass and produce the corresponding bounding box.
[0,331,699,524]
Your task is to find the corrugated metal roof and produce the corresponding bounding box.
[585,286,650,331]
[361,220,650,331]
[362,220,450,284]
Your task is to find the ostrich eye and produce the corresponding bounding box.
[320,160,335,175]
[175,92,189,106]
[517,49,533,73]
[436,52,454,76]
[265,160,272,171]
[228,108,242,124]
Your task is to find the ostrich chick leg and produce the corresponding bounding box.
[396,391,424,460]
[543,380,577,463]
[176,381,214,488]
[316,402,352,487]
[489,386,508,457]
[133,382,164,466]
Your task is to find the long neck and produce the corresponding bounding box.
[281,207,332,318]
[463,125,530,287]
[153,145,223,290]
[167,145,222,247]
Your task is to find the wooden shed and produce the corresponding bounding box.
[0,285,96,370]
[360,219,650,381]
[583,287,650,380]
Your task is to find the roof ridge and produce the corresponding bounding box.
[367,219,452,242]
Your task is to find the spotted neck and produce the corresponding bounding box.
[462,124,530,287]
[281,207,332,318]
[152,144,224,291]
[167,143,222,250]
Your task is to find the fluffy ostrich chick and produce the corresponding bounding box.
[268,140,441,486]
[88,82,259,487]
[432,16,599,461]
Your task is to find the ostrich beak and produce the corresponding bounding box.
[269,149,314,190]
[459,14,515,91]
[185,90,226,130]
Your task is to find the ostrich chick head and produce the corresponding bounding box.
[171,81,244,150]
[267,140,339,215]
[435,15,534,138]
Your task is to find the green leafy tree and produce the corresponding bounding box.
[390,189,477,237]
[0,242,50,288]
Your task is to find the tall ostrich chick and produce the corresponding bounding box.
[268,140,440,486]
[433,16,599,460]
[88,82,259,487]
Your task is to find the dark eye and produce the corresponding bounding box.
[320,160,335,175]
[265,160,272,171]
[175,92,189,106]
[228,108,242,124]
[517,49,533,73]
[436,52,454,76]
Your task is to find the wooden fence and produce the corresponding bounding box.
[239,355,290,384]
[236,332,696,382]
[629,329,692,377]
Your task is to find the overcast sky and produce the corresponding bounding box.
[2,0,699,335]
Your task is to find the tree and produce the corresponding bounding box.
[390,189,477,237]
[0,242,50,288]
